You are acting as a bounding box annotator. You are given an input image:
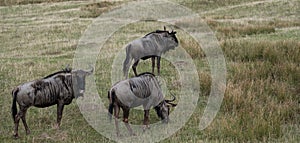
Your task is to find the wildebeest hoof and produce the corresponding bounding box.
[53,124,60,130]
[13,134,19,139]
[142,125,150,132]
[130,132,136,136]
[116,133,123,138]
[26,130,31,135]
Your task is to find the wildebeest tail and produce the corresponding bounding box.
[11,88,19,120]
[123,44,132,78]
[108,89,115,122]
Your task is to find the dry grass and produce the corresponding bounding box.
[0,0,79,6]
[80,1,123,18]
[219,25,275,38]
[0,0,299,142]
[206,20,277,39]
[212,36,299,142]
[221,40,300,63]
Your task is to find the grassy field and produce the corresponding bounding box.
[0,0,299,142]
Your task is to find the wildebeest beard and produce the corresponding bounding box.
[71,69,93,98]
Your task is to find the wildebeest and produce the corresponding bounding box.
[11,66,93,138]
[123,27,179,78]
[108,72,177,136]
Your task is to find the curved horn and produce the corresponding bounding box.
[88,66,94,73]
[84,65,94,74]
[165,93,176,103]
[171,29,176,34]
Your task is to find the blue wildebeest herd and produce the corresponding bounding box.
[11,27,178,138]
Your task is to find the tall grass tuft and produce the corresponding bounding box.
[80,1,122,18]
[205,35,300,142]
[221,40,300,63]
[217,25,276,38]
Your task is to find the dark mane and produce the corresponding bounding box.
[43,68,72,79]
[137,72,155,77]
[143,30,167,38]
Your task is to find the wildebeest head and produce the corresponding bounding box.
[72,67,93,98]
[160,26,178,50]
[154,93,177,123]
[149,27,178,51]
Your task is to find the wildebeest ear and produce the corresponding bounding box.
[170,30,176,35]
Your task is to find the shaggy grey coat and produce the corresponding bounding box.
[11,67,93,138]
[123,28,178,78]
[111,72,163,109]
[108,72,177,136]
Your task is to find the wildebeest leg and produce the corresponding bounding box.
[56,102,64,129]
[157,57,161,75]
[13,114,21,138]
[13,106,28,138]
[114,105,121,137]
[20,107,30,135]
[151,57,155,74]
[122,108,135,136]
[132,60,140,76]
[13,108,22,138]
[143,109,150,131]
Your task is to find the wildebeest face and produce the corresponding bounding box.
[161,102,170,123]
[162,31,178,49]
[72,68,93,98]
[155,93,177,123]
[155,101,171,123]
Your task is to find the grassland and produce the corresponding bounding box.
[0,0,299,142]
